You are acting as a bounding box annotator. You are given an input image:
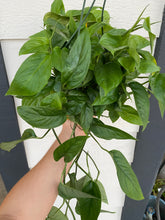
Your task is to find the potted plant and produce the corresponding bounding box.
[0,0,164,219]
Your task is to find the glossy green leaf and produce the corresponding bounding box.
[150,73,165,108]
[88,22,106,36]
[93,88,118,106]
[80,104,93,132]
[6,54,52,96]
[129,81,149,129]
[30,30,50,39]
[99,31,128,55]
[66,7,100,17]
[17,106,66,129]
[96,180,108,204]
[117,105,143,125]
[19,37,49,55]
[91,9,110,24]
[143,17,156,53]
[46,206,68,220]
[62,29,91,89]
[90,118,135,140]
[158,101,165,118]
[44,12,70,39]
[41,93,63,110]
[51,0,65,15]
[0,129,37,152]
[54,136,88,162]
[138,50,156,62]
[129,35,150,49]
[107,105,119,123]
[79,180,101,220]
[94,63,123,95]
[91,36,104,62]
[118,56,135,73]
[68,16,77,35]
[44,12,69,27]
[22,77,56,107]
[128,35,140,64]
[109,150,144,200]
[58,182,97,200]
[51,47,68,72]
[137,59,160,73]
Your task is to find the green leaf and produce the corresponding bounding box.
[19,37,50,55]
[128,35,140,64]
[51,0,65,15]
[0,129,37,152]
[94,62,123,95]
[117,105,143,125]
[99,31,128,56]
[41,93,63,110]
[109,150,144,200]
[54,136,88,162]
[30,30,50,39]
[96,180,108,204]
[58,182,97,200]
[62,29,91,89]
[17,106,66,129]
[44,12,69,27]
[80,104,93,132]
[118,56,136,73]
[150,73,165,110]
[91,9,110,24]
[143,17,156,53]
[93,88,118,106]
[51,47,68,72]
[66,7,100,17]
[68,16,77,34]
[88,22,106,36]
[22,77,56,107]
[129,35,150,50]
[107,105,119,123]
[158,101,165,118]
[138,50,156,62]
[6,53,52,96]
[129,81,149,129]
[137,59,160,73]
[90,118,135,140]
[44,12,70,39]
[79,180,101,220]
[46,206,68,220]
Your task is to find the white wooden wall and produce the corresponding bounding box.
[0,0,164,219]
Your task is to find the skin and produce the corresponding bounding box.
[0,120,85,220]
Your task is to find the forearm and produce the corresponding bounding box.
[0,126,72,220]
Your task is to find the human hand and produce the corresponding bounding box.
[59,120,86,142]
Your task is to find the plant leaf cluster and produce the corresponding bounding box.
[1,0,165,219]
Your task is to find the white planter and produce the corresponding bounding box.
[0,1,164,219]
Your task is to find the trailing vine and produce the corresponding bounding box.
[0,0,164,219]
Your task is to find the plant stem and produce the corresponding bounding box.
[76,162,93,180]
[65,0,97,48]
[90,133,109,154]
[38,129,51,139]
[156,185,165,220]
[60,162,67,183]
[85,150,91,175]
[52,128,62,145]
[70,123,77,138]
[101,0,107,35]
[83,150,100,180]
[65,200,70,216]
[65,200,76,220]
[142,80,149,85]
[78,0,87,35]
